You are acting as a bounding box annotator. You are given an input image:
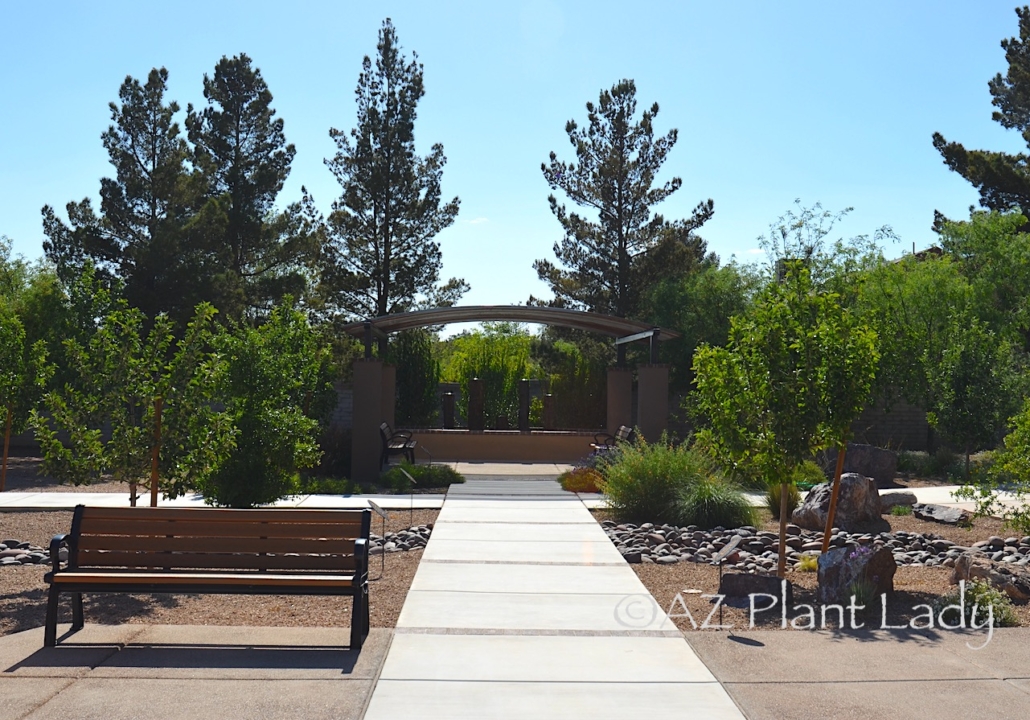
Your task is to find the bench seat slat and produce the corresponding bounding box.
[76,535,357,555]
[76,549,359,571]
[78,519,363,539]
[51,571,357,587]
[76,507,368,524]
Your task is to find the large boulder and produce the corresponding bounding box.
[879,491,918,513]
[912,503,971,525]
[821,443,898,488]
[791,473,881,531]
[952,554,1030,604]
[817,545,897,605]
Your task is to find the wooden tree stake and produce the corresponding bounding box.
[1,405,12,492]
[821,447,848,553]
[150,397,163,508]
[777,480,789,577]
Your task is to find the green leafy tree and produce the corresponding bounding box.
[693,263,877,576]
[42,68,208,326]
[198,301,335,507]
[323,18,466,325]
[757,200,888,305]
[938,210,1030,351]
[187,54,320,320]
[538,340,606,430]
[856,255,973,447]
[927,319,1018,476]
[388,328,439,427]
[0,303,48,491]
[534,79,714,319]
[442,323,534,426]
[32,303,230,502]
[956,397,1030,534]
[932,7,1030,224]
[644,261,758,392]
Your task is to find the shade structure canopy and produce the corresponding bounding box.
[342,305,678,339]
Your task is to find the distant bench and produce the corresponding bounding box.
[380,422,416,468]
[43,505,371,649]
[591,425,636,452]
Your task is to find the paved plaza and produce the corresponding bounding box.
[1,464,1029,718]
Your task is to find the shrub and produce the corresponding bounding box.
[602,436,754,527]
[559,467,605,493]
[316,427,352,478]
[297,474,365,495]
[602,436,708,523]
[934,579,1019,628]
[767,482,801,520]
[796,553,819,572]
[380,462,465,491]
[794,460,827,490]
[890,504,912,516]
[675,475,756,529]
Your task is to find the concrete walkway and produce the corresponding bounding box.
[362,473,747,719]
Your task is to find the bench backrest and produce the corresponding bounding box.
[67,506,371,574]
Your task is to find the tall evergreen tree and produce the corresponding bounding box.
[932,6,1030,226]
[42,68,208,325]
[187,54,318,320]
[534,79,714,319]
[323,18,466,323]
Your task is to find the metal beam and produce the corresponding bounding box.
[614,328,661,345]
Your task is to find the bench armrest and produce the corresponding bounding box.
[49,534,69,574]
[593,432,615,446]
[392,430,413,441]
[353,538,370,582]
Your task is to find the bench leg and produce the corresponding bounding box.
[71,593,84,631]
[44,587,60,647]
[350,585,369,650]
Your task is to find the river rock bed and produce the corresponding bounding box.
[600,520,1030,573]
[0,525,433,568]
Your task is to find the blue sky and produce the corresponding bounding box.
[0,1,1025,311]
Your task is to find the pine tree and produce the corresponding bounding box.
[534,79,714,319]
[187,54,318,320]
[42,68,208,325]
[323,18,466,323]
[932,6,1030,226]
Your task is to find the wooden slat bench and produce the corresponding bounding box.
[43,505,371,649]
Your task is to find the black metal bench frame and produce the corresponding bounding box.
[43,505,371,649]
[380,422,416,468]
[591,425,636,452]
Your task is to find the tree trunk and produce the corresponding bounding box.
[821,447,848,553]
[777,481,789,577]
[0,405,12,493]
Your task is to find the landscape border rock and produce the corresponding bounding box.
[952,553,1030,603]
[912,503,971,526]
[817,545,897,605]
[879,491,918,513]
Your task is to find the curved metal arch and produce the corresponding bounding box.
[341,305,678,363]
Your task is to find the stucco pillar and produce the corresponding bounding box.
[351,358,384,483]
[381,364,396,429]
[636,364,669,442]
[607,367,633,434]
[467,377,485,431]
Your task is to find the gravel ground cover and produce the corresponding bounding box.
[0,508,437,638]
[593,509,1030,631]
